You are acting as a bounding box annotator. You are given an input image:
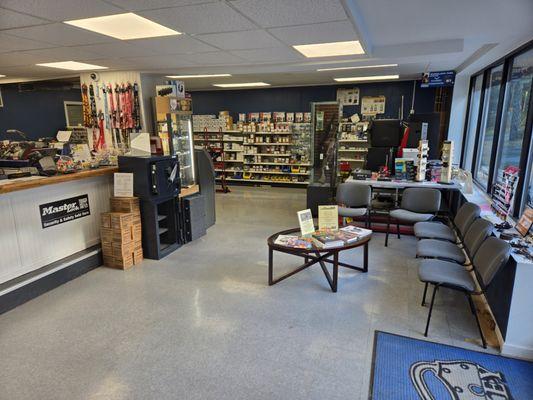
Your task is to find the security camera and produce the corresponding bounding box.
[90,72,100,82]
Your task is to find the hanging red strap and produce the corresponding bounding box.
[97,112,106,150]
[397,126,410,157]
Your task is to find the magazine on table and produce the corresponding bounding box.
[339,225,372,239]
[312,226,372,249]
[312,231,345,249]
[274,234,313,249]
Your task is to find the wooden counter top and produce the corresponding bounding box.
[0,166,117,194]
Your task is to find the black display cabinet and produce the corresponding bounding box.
[118,155,181,260]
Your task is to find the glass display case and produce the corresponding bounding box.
[168,112,196,188]
[310,101,340,186]
[154,97,197,188]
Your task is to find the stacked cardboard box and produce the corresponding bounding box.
[100,197,143,269]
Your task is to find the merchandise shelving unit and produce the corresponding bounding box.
[193,119,312,187]
[337,121,370,177]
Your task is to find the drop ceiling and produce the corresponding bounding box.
[0,0,532,88]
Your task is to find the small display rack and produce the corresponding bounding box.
[337,119,369,176]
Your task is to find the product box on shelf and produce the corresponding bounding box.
[249,112,260,122]
[273,112,285,122]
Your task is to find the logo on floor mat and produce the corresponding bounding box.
[409,359,513,399]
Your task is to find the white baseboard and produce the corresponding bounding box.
[501,342,533,361]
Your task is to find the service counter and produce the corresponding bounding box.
[0,167,116,286]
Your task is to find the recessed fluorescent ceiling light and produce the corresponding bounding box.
[64,12,180,40]
[317,63,398,72]
[166,74,232,79]
[293,40,364,58]
[0,74,6,78]
[36,61,108,71]
[334,75,399,82]
[213,82,270,88]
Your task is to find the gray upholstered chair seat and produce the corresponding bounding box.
[416,239,466,263]
[338,206,367,217]
[390,209,434,223]
[413,221,456,241]
[418,259,475,292]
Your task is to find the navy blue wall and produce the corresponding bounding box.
[191,80,436,120]
[0,84,81,141]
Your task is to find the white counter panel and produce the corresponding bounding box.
[0,175,112,284]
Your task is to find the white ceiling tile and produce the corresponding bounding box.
[184,51,248,65]
[197,30,283,50]
[120,54,197,69]
[0,7,51,29]
[0,33,56,52]
[229,0,347,28]
[78,42,161,58]
[133,35,218,54]
[5,23,116,46]
[107,0,216,12]
[0,0,123,22]
[0,51,46,67]
[268,20,357,46]
[17,47,105,63]
[81,58,137,69]
[231,47,304,63]
[139,2,256,34]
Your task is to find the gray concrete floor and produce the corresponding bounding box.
[0,186,495,400]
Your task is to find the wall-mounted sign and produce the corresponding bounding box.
[39,194,91,229]
[361,96,386,115]
[336,88,360,106]
[421,71,455,88]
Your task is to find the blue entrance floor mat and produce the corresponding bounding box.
[369,331,533,399]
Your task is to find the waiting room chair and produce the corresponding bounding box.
[385,187,441,247]
[415,218,493,264]
[418,236,511,348]
[414,202,480,243]
[336,183,372,228]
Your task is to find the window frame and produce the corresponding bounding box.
[461,40,533,218]
[460,74,481,169]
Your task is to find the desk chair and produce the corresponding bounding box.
[385,187,441,247]
[336,183,372,228]
[414,202,480,243]
[416,218,493,264]
[418,237,510,348]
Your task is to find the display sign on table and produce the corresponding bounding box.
[297,209,315,236]
[516,207,533,237]
[420,71,455,88]
[114,172,133,197]
[318,205,339,231]
[39,194,90,229]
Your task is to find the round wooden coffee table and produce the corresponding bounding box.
[267,227,371,292]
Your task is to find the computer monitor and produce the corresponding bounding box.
[365,147,393,172]
[370,119,401,147]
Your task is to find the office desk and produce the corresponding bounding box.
[345,177,460,206]
[345,177,460,190]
